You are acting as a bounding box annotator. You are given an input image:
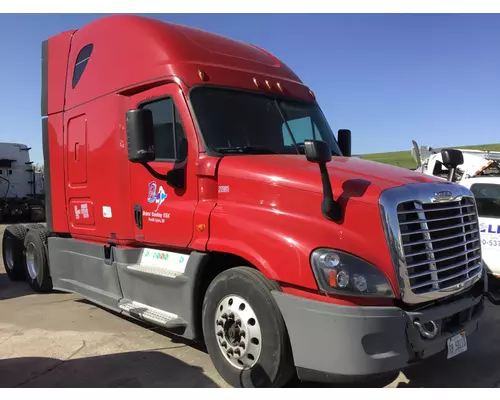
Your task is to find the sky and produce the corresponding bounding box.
[0,13,499,164]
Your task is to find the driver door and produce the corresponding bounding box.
[127,83,197,248]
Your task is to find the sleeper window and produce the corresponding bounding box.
[72,44,93,89]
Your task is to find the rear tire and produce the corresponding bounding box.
[23,227,52,292]
[26,223,45,231]
[202,266,295,388]
[2,225,28,281]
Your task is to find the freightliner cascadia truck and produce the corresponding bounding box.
[2,15,498,387]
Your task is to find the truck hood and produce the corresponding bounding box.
[217,154,441,204]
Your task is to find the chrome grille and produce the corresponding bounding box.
[397,196,482,296]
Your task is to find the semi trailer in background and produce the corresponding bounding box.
[0,142,45,223]
[2,15,499,388]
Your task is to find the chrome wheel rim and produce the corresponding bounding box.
[4,237,15,271]
[214,294,262,370]
[26,242,37,280]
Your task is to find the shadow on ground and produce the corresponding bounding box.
[0,351,219,388]
[0,273,36,301]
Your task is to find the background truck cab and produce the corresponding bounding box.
[411,141,500,280]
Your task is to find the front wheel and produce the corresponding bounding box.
[202,267,295,388]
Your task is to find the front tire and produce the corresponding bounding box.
[202,266,295,388]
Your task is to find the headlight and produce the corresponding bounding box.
[310,248,394,298]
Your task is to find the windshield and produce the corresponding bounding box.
[190,87,342,156]
[470,183,500,218]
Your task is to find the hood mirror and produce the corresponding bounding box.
[304,140,341,222]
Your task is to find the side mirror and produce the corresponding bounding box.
[304,139,341,221]
[304,139,332,164]
[441,148,464,168]
[126,109,156,163]
[441,148,464,182]
[338,129,351,157]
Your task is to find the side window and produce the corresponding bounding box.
[470,183,500,218]
[72,44,93,89]
[141,97,188,162]
[282,116,320,146]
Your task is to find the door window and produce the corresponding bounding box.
[140,98,188,162]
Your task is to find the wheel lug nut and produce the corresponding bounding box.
[221,341,227,348]
[235,319,241,326]
[227,348,234,356]
[221,313,228,319]
[234,348,241,356]
[228,312,235,319]
[217,320,223,326]
[240,342,245,349]
[217,331,223,337]
[240,331,246,338]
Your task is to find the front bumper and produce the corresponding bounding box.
[272,290,484,383]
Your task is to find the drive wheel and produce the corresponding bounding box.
[202,266,295,388]
[2,225,28,281]
[23,227,52,292]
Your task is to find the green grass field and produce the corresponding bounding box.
[359,143,500,169]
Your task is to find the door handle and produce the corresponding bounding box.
[134,204,143,230]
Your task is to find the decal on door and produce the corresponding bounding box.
[144,181,171,224]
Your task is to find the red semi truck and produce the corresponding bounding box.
[2,15,497,387]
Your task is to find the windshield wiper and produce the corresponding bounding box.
[215,145,278,155]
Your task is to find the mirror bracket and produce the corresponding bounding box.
[141,163,185,189]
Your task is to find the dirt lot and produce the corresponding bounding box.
[1,223,500,388]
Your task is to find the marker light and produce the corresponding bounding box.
[310,249,394,298]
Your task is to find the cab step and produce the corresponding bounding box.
[126,264,184,279]
[118,300,187,329]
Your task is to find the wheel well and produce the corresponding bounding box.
[192,252,258,343]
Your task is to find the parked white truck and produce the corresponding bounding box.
[0,142,45,223]
[411,141,500,284]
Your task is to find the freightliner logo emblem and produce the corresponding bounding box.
[432,190,453,202]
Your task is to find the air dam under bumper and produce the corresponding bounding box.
[272,291,484,383]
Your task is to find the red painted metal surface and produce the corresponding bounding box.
[44,15,443,303]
